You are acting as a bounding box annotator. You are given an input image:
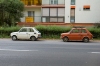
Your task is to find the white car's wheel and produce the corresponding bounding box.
[12,36,17,41]
[31,36,37,41]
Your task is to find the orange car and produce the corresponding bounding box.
[60,27,93,42]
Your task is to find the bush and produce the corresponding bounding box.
[0,26,21,38]
[88,27,100,39]
[94,21,100,28]
[0,25,100,39]
[35,25,71,39]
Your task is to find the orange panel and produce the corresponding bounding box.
[70,6,75,9]
[83,5,90,8]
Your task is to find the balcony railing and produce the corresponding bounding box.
[20,16,65,22]
[42,0,65,5]
[20,0,42,6]
[20,0,65,6]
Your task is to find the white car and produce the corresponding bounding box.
[10,27,41,41]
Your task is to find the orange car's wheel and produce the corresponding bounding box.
[63,37,69,42]
[83,37,89,43]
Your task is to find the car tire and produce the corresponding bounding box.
[31,36,37,41]
[83,38,89,43]
[63,37,69,42]
[12,35,17,41]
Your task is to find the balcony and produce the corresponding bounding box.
[42,0,65,8]
[20,0,65,8]
[20,16,65,23]
[20,0,42,8]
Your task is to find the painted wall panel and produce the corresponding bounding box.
[58,0,65,4]
[42,0,49,5]
[20,8,41,22]
[42,8,49,16]
[50,8,57,16]
[58,8,65,16]
[65,0,70,23]
[75,0,100,23]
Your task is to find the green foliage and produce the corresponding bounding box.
[94,21,100,28]
[35,25,71,39]
[0,0,24,27]
[88,27,100,39]
[0,26,21,38]
[0,25,100,39]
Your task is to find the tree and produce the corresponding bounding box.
[0,0,24,27]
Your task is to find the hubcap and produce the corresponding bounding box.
[12,36,16,40]
[63,37,68,42]
[84,38,88,42]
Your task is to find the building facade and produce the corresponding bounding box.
[20,0,100,23]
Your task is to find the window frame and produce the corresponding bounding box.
[71,0,75,5]
[50,0,58,5]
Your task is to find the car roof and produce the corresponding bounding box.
[22,27,35,28]
[72,26,86,29]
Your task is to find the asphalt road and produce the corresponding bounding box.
[0,39,100,66]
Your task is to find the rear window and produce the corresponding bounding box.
[81,29,87,33]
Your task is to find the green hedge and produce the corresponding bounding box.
[0,26,21,38]
[0,25,100,39]
[87,28,100,39]
[35,25,71,39]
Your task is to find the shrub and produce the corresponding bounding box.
[0,25,100,39]
[35,25,71,39]
[0,26,21,38]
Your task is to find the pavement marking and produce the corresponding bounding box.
[88,52,100,54]
[0,49,38,52]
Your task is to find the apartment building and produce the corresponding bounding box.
[20,0,65,23]
[20,0,100,24]
[65,0,100,23]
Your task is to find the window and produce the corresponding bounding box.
[71,0,75,5]
[19,28,27,32]
[81,29,87,33]
[21,0,41,5]
[27,1,31,5]
[50,8,57,16]
[58,8,65,16]
[70,8,75,23]
[72,29,80,33]
[50,17,57,22]
[50,0,58,4]
[42,8,65,22]
[42,8,49,16]
[28,11,32,17]
[28,28,34,32]
[83,5,90,11]
[28,11,34,17]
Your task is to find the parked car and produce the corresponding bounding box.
[60,27,93,42]
[10,27,41,41]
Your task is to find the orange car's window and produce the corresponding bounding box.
[72,29,81,33]
[81,29,87,33]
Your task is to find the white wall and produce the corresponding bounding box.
[76,0,100,23]
[20,8,41,22]
[65,0,100,23]
[42,0,65,5]
[58,0,65,4]
[42,0,49,4]
[65,0,70,23]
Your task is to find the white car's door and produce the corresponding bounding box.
[27,28,35,39]
[17,28,28,39]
